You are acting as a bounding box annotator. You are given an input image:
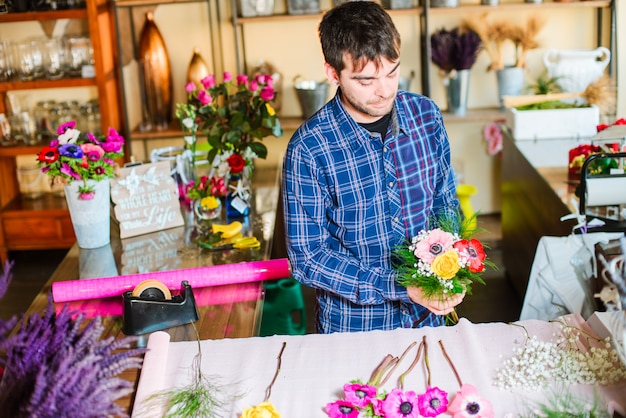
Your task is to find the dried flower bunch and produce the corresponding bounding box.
[463,14,545,71]
[0,260,145,417]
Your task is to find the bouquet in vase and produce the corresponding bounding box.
[36,120,125,200]
[394,212,490,322]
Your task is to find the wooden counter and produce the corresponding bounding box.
[502,131,579,299]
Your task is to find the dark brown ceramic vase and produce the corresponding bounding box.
[138,12,173,132]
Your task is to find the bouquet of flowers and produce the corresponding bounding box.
[185,174,228,214]
[394,213,489,316]
[176,71,283,180]
[36,120,125,200]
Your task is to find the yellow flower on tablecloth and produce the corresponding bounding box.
[240,401,281,418]
[431,250,460,280]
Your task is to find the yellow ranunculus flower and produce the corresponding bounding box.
[240,401,281,418]
[266,103,276,116]
[200,196,220,210]
[431,250,460,280]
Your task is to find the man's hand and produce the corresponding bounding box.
[406,286,466,316]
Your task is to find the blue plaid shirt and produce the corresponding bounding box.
[282,91,458,333]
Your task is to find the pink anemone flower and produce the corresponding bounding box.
[414,229,455,264]
[447,384,493,418]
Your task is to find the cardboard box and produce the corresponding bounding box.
[506,105,600,141]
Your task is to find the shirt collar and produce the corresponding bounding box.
[329,91,407,152]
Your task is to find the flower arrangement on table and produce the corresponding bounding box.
[185,174,228,218]
[36,120,125,200]
[394,212,490,323]
[175,71,283,191]
[431,26,482,81]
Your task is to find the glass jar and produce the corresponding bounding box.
[33,99,56,143]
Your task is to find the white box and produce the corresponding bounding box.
[506,105,600,141]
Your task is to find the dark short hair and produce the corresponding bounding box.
[318,1,401,74]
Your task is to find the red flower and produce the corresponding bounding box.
[227,153,246,174]
[37,146,59,164]
[453,238,486,273]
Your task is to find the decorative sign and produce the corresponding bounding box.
[111,161,184,239]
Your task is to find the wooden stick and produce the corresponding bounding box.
[502,92,583,108]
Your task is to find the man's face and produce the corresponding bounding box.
[335,55,400,123]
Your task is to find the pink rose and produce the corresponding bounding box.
[198,90,212,105]
[260,86,275,101]
[201,75,215,89]
[236,74,249,87]
[185,81,196,93]
[223,71,232,83]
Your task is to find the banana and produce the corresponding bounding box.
[212,221,243,239]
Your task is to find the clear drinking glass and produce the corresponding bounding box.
[17,41,35,81]
[44,37,65,80]
[0,114,14,147]
[9,112,36,145]
[0,40,15,82]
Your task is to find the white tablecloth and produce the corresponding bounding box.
[132,315,626,417]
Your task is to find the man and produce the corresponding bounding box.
[282,1,464,333]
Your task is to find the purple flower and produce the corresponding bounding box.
[0,298,146,417]
[343,382,377,408]
[324,400,359,418]
[59,143,84,159]
[380,388,420,418]
[56,120,76,135]
[418,386,449,417]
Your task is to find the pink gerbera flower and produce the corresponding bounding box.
[447,384,493,418]
[324,400,359,418]
[418,386,449,417]
[379,388,420,418]
[414,229,455,264]
[453,238,486,273]
[343,382,377,408]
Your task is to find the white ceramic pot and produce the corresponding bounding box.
[543,47,611,93]
[64,179,111,249]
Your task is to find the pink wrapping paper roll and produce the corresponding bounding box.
[52,258,291,303]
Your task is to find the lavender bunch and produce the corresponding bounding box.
[0,294,146,417]
[431,27,482,74]
[0,260,17,337]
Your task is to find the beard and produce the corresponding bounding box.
[342,89,396,119]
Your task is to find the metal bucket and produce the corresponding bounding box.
[294,79,329,119]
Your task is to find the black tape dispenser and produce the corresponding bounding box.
[122,279,199,336]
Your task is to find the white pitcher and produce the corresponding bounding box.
[543,46,610,93]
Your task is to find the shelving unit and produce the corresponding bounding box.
[231,0,615,103]
[111,0,223,160]
[0,0,124,263]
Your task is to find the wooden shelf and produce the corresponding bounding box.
[0,77,96,92]
[0,144,42,157]
[0,8,87,22]
[235,0,611,23]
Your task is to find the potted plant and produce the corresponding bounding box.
[431,26,482,115]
